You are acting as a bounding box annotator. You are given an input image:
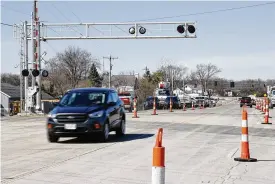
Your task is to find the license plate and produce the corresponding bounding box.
[64,124,77,130]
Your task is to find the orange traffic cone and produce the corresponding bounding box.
[169,97,173,112]
[262,98,272,124]
[152,128,165,184]
[132,97,139,118]
[191,101,195,110]
[152,97,158,115]
[183,103,186,111]
[234,108,257,162]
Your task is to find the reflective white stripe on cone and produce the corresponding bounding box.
[152,167,165,184]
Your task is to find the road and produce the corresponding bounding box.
[2,101,275,184]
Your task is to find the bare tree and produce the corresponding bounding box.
[192,63,222,94]
[157,59,188,89]
[1,73,32,86]
[45,46,99,95]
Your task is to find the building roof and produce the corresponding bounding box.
[1,83,54,100]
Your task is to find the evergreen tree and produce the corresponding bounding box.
[88,63,102,87]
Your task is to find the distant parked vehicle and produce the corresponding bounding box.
[195,96,209,107]
[164,96,182,109]
[118,92,134,112]
[143,96,160,110]
[240,97,252,108]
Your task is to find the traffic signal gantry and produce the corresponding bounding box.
[14,16,198,114]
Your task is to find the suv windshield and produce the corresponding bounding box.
[241,97,251,100]
[59,91,107,107]
[272,90,275,95]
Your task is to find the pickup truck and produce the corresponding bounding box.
[118,92,133,112]
[240,97,252,108]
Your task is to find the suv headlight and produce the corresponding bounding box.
[89,110,104,118]
[47,113,56,118]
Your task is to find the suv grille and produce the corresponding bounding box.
[56,114,88,124]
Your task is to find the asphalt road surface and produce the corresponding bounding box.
[2,101,275,184]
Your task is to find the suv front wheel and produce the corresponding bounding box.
[48,133,59,143]
[116,119,126,136]
[100,123,109,142]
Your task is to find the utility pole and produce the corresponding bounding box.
[171,70,174,94]
[182,76,185,93]
[103,55,118,88]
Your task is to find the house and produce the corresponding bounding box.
[1,83,54,116]
[102,74,138,89]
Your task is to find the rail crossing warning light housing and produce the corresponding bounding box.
[129,26,146,34]
[22,69,29,77]
[42,70,49,77]
[177,24,196,34]
[32,69,40,77]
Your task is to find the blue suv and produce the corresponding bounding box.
[47,87,126,143]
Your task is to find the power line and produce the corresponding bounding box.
[1,22,13,27]
[51,3,84,36]
[62,2,82,22]
[128,2,275,22]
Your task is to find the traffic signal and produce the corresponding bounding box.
[252,84,254,88]
[214,81,218,86]
[194,83,197,88]
[230,81,235,88]
[32,69,40,77]
[264,84,266,87]
[21,69,29,77]
[177,24,196,34]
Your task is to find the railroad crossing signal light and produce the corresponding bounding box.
[177,24,196,34]
[230,81,235,88]
[21,69,29,77]
[32,69,40,77]
[177,25,185,34]
[129,26,147,35]
[42,70,49,77]
[139,27,146,34]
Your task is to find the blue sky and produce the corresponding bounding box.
[1,1,275,80]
